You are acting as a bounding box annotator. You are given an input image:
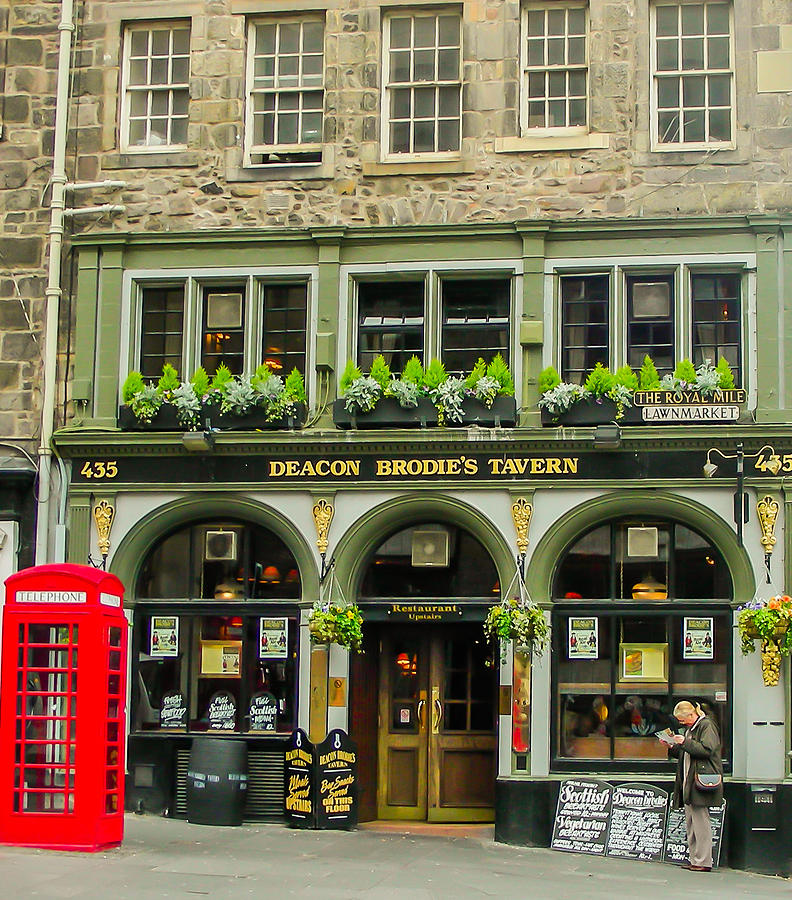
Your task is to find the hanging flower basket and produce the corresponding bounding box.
[737,596,792,686]
[483,596,548,662]
[308,600,364,653]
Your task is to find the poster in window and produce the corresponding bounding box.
[683,617,714,660]
[221,644,240,675]
[260,617,288,660]
[150,616,178,657]
[619,643,669,682]
[569,617,598,659]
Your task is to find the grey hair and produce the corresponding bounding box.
[673,700,704,718]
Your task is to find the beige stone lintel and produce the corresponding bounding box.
[495,133,609,153]
[757,51,792,93]
[231,0,334,12]
[105,2,202,22]
[781,25,792,50]
[362,158,475,176]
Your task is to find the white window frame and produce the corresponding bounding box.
[650,1,735,151]
[381,10,463,161]
[120,21,191,153]
[244,16,325,167]
[520,1,589,137]
[121,266,319,398]
[544,254,755,404]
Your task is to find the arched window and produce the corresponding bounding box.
[358,522,498,599]
[133,520,300,735]
[550,518,732,771]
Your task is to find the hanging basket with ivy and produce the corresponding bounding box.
[308,572,364,653]
[483,572,548,661]
[737,595,792,686]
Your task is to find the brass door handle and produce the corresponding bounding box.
[432,698,442,733]
[417,698,425,730]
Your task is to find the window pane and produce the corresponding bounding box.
[656,5,678,37]
[561,275,610,384]
[357,282,424,372]
[656,39,678,71]
[681,37,704,70]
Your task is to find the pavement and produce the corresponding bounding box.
[0,815,789,899]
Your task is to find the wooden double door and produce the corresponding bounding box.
[376,624,497,822]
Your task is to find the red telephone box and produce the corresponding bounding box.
[0,564,127,851]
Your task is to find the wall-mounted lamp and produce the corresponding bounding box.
[593,423,621,449]
[182,419,216,453]
[701,444,781,547]
[702,444,781,478]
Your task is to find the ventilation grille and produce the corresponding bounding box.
[411,529,450,567]
[175,747,285,821]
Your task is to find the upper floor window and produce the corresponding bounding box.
[121,23,190,150]
[355,276,511,375]
[522,3,587,132]
[246,18,324,165]
[652,2,733,149]
[133,279,308,380]
[382,12,462,157]
[557,264,743,385]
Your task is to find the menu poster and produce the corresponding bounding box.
[683,617,714,660]
[664,802,725,867]
[285,728,315,827]
[159,690,187,729]
[260,617,289,660]
[551,779,612,855]
[150,616,179,657]
[249,692,278,733]
[207,690,236,730]
[569,617,599,659]
[606,783,669,862]
[315,729,358,830]
[222,644,240,675]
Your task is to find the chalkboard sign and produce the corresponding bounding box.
[606,783,669,861]
[159,690,187,729]
[249,692,278,733]
[315,729,358,830]
[285,728,315,827]
[551,779,612,855]
[207,690,236,731]
[663,802,725,867]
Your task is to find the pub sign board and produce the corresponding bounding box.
[284,728,315,827]
[315,729,358,830]
[248,692,278,733]
[159,690,187,730]
[663,802,725,867]
[551,779,612,855]
[605,783,668,862]
[207,690,236,731]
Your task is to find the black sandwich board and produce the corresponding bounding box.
[606,783,669,862]
[315,729,358,830]
[551,779,612,855]
[663,802,726,868]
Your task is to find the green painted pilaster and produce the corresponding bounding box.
[312,230,345,427]
[95,247,126,425]
[67,494,91,566]
[752,220,787,423]
[516,226,548,425]
[73,247,100,415]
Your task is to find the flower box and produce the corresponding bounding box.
[118,404,182,431]
[211,403,306,431]
[453,396,518,428]
[119,402,307,432]
[333,396,517,429]
[332,397,439,430]
[541,398,621,426]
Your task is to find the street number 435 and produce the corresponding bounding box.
[80,461,118,479]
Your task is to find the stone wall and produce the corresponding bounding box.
[0,1,57,445]
[3,0,792,441]
[60,0,792,231]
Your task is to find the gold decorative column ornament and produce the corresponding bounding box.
[92,499,115,568]
[312,498,334,580]
[511,498,533,558]
[757,495,780,584]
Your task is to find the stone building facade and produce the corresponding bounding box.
[2,0,792,875]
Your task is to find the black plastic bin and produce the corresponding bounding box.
[186,737,248,826]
